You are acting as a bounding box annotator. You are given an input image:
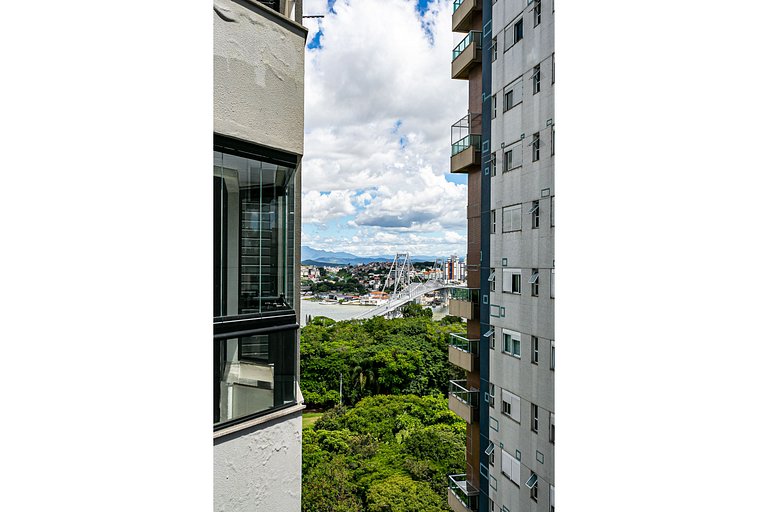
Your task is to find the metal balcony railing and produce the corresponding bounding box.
[453,0,466,13]
[452,30,482,61]
[449,333,480,355]
[448,474,480,511]
[449,380,479,407]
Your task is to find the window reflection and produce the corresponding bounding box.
[214,150,295,316]
[214,329,297,425]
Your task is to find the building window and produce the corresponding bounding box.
[501,448,521,484]
[532,64,541,94]
[532,132,540,162]
[552,52,555,84]
[530,200,540,228]
[491,37,498,62]
[550,340,555,370]
[550,268,555,298]
[214,147,296,317]
[502,329,521,357]
[514,19,524,44]
[549,411,555,443]
[489,383,495,409]
[533,0,542,27]
[214,138,300,430]
[551,196,555,226]
[214,327,298,427]
[502,204,522,232]
[491,210,496,234]
[551,125,555,155]
[501,389,521,423]
[503,78,523,111]
[491,152,497,176]
[503,141,522,171]
[491,94,497,119]
[502,268,522,294]
[531,403,539,432]
[530,268,539,296]
[526,472,539,501]
[489,268,496,291]
[531,335,539,364]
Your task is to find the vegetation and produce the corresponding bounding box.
[300,310,465,408]
[302,395,466,512]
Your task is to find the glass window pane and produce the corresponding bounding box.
[214,328,297,426]
[214,149,296,316]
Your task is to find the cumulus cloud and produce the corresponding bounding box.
[302,190,357,224]
[301,0,468,256]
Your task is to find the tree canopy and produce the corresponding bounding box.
[300,314,465,408]
[302,395,466,512]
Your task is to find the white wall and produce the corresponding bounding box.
[214,410,303,512]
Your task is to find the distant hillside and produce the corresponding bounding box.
[301,245,442,265]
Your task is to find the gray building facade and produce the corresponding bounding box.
[448,1,554,512]
[213,1,307,511]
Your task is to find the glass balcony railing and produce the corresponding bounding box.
[449,333,480,355]
[448,474,479,511]
[449,287,480,302]
[449,379,479,408]
[451,134,481,156]
[452,0,466,13]
[452,30,482,61]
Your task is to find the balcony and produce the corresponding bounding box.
[448,333,479,372]
[452,0,480,33]
[448,379,479,423]
[450,113,481,173]
[448,287,479,320]
[448,474,479,512]
[451,31,482,79]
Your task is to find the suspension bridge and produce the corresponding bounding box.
[351,253,463,320]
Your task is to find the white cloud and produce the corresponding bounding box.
[301,0,468,256]
[302,190,357,224]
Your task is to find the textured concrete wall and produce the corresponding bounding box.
[214,410,303,512]
[213,0,306,155]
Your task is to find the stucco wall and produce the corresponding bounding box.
[214,410,303,512]
[213,0,306,155]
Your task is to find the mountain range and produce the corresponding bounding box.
[301,246,444,265]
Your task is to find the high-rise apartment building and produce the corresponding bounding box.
[447,2,554,512]
[213,1,306,510]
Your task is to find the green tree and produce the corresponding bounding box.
[366,475,444,512]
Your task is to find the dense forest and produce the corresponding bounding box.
[300,307,464,408]
[300,309,467,511]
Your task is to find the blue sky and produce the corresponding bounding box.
[300,0,468,257]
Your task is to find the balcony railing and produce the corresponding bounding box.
[451,134,480,156]
[449,333,479,355]
[452,31,482,61]
[448,287,479,319]
[452,0,465,12]
[450,287,479,302]
[448,379,479,423]
[448,474,479,512]
[448,334,479,372]
[449,380,479,407]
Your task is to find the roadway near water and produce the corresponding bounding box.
[299,298,448,326]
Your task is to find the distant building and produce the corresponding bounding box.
[214,1,306,511]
